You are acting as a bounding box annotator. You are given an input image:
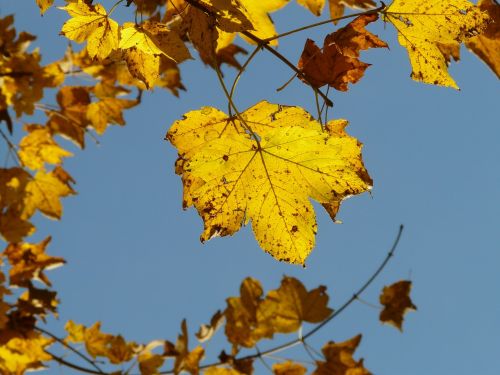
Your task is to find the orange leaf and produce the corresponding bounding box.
[298,13,387,91]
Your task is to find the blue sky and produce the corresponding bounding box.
[1,1,499,374]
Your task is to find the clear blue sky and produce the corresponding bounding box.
[1,1,499,374]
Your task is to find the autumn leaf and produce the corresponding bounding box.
[384,0,490,88]
[4,237,65,287]
[196,310,225,343]
[87,95,137,135]
[328,0,376,22]
[263,276,332,333]
[238,0,290,46]
[273,361,307,375]
[60,1,119,60]
[36,0,54,14]
[22,167,76,221]
[466,0,500,78]
[0,332,53,374]
[167,101,371,264]
[204,368,242,375]
[297,0,325,16]
[120,21,191,63]
[172,320,205,374]
[18,124,73,170]
[138,351,165,375]
[313,335,371,375]
[298,13,387,91]
[379,280,417,331]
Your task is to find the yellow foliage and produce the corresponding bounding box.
[385,0,490,88]
[167,101,371,264]
[313,335,370,375]
[0,332,53,375]
[273,361,307,375]
[35,0,54,14]
[60,1,119,60]
[18,125,72,170]
[379,280,417,331]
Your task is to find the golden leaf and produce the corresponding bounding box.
[263,276,332,333]
[123,47,161,89]
[238,0,290,46]
[328,0,376,23]
[4,237,65,287]
[36,0,54,14]
[106,335,137,364]
[273,361,307,375]
[466,0,500,78]
[204,368,242,375]
[120,21,191,63]
[173,320,205,374]
[138,351,165,375]
[60,1,119,60]
[298,14,387,91]
[22,167,76,221]
[385,0,490,88]
[18,125,73,170]
[0,332,53,374]
[87,97,137,134]
[379,280,417,331]
[224,277,270,348]
[297,0,325,16]
[313,335,371,375]
[167,101,371,264]
[65,320,86,343]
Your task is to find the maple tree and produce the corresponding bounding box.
[0,0,498,374]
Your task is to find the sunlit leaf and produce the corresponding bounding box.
[167,101,371,264]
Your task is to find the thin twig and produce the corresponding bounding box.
[35,326,106,374]
[47,351,104,375]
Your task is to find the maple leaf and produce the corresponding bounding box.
[60,1,119,60]
[466,0,500,78]
[0,331,53,374]
[4,237,65,287]
[273,361,307,375]
[379,280,417,331]
[36,0,54,14]
[298,13,387,91]
[205,368,243,375]
[18,124,73,170]
[384,0,490,88]
[263,276,332,333]
[167,101,371,264]
[238,0,290,46]
[328,0,376,22]
[297,0,325,16]
[22,167,76,221]
[170,320,205,374]
[138,350,165,375]
[120,21,191,63]
[313,335,371,375]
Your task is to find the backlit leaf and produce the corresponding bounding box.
[313,335,371,375]
[0,332,53,374]
[36,0,54,14]
[298,14,387,91]
[18,125,73,170]
[273,361,307,375]
[384,0,490,88]
[264,276,332,333]
[167,101,371,264]
[60,1,119,60]
[466,0,500,78]
[379,280,417,331]
[328,0,376,23]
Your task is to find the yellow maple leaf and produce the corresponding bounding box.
[0,332,53,374]
[36,0,54,14]
[22,167,76,221]
[313,335,370,375]
[379,280,417,331]
[297,0,325,16]
[263,276,332,333]
[466,0,500,78]
[60,1,119,60]
[384,0,490,88]
[204,368,243,375]
[87,97,137,134]
[167,101,371,265]
[273,361,307,375]
[138,351,165,375]
[239,0,289,46]
[120,21,191,63]
[18,125,73,170]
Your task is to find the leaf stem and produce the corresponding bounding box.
[108,0,125,16]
